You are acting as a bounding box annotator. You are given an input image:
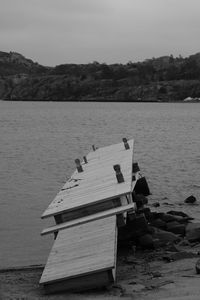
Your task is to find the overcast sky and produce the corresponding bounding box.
[1,0,200,66]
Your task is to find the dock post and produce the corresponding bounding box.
[113,164,125,183]
[83,156,88,164]
[92,145,96,151]
[122,138,130,150]
[132,162,140,173]
[75,159,83,173]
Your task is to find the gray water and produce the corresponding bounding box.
[0,101,200,268]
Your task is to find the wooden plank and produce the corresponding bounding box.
[42,171,139,220]
[42,185,131,219]
[42,139,134,219]
[40,215,117,285]
[60,155,132,191]
[58,170,139,204]
[54,197,121,224]
[42,186,133,219]
[43,270,114,293]
[41,203,135,236]
[87,140,133,160]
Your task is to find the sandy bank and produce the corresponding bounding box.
[1,245,200,300]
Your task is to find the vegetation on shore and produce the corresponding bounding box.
[1,51,200,101]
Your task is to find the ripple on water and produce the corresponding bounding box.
[0,101,200,267]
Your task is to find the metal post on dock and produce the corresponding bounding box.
[132,162,140,173]
[83,156,88,164]
[122,138,130,150]
[113,164,125,183]
[75,159,83,172]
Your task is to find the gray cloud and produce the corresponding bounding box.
[0,0,200,65]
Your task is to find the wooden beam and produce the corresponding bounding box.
[41,202,135,236]
[40,216,117,286]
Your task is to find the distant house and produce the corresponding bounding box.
[183,97,200,102]
[183,97,193,102]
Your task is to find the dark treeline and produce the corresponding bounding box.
[50,54,200,82]
[1,51,200,101]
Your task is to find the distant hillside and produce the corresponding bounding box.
[0,51,48,75]
[1,51,200,101]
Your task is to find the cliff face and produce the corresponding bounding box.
[1,51,200,101]
[0,51,48,76]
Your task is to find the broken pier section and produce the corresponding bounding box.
[40,138,144,293]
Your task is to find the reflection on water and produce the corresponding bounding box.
[0,101,200,268]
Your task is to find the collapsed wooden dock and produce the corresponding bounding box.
[40,138,142,293]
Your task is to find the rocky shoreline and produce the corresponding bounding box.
[2,51,200,101]
[119,194,200,250]
[1,193,200,299]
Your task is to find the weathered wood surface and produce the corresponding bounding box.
[43,270,114,293]
[54,197,122,224]
[41,202,135,236]
[42,139,134,219]
[40,216,117,285]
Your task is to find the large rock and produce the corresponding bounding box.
[145,212,163,222]
[119,214,150,243]
[166,221,181,228]
[185,223,200,242]
[137,207,151,218]
[126,214,149,234]
[184,195,197,204]
[196,258,200,274]
[161,213,190,224]
[150,218,166,230]
[139,234,154,249]
[152,202,160,207]
[166,221,185,235]
[133,177,150,196]
[163,251,198,262]
[160,213,177,223]
[152,227,181,246]
[171,215,191,224]
[133,194,148,209]
[167,210,190,218]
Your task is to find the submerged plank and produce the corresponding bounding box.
[40,215,117,285]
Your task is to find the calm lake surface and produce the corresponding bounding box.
[0,101,200,268]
